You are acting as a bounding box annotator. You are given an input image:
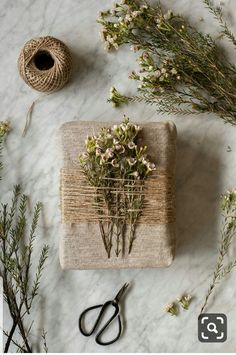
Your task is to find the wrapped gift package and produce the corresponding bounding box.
[58,121,177,270]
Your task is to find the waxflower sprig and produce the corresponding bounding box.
[165,303,178,316]
[177,295,192,310]
[165,294,192,316]
[98,0,236,125]
[79,116,156,257]
[200,190,236,313]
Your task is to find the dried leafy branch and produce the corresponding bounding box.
[98,0,236,125]
[79,116,156,257]
[0,122,49,352]
[200,190,236,313]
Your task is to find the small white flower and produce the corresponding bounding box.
[132,10,141,18]
[171,68,177,75]
[155,70,161,77]
[161,67,167,74]
[127,157,137,166]
[115,144,125,153]
[141,157,147,164]
[164,9,172,20]
[96,148,102,156]
[134,124,141,132]
[100,154,106,165]
[81,153,87,159]
[100,30,106,41]
[165,303,173,312]
[120,123,128,131]
[106,34,118,46]
[132,171,139,178]
[105,148,114,158]
[147,162,156,171]
[128,141,136,149]
[115,144,121,150]
[111,159,119,167]
[125,14,132,22]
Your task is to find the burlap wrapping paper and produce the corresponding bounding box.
[59,121,177,270]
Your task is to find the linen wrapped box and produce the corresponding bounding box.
[59,121,177,270]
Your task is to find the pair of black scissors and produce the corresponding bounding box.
[78,283,129,346]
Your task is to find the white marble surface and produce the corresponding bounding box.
[1,0,236,352]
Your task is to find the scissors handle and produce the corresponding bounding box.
[78,300,122,346]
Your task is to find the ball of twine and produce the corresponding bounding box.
[18,36,72,92]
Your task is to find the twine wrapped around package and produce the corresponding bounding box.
[58,121,177,270]
[18,36,72,92]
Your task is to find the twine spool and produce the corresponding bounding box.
[18,36,72,92]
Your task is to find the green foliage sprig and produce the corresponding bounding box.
[98,0,236,125]
[0,121,49,353]
[200,190,236,313]
[79,116,156,257]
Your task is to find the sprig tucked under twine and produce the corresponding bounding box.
[78,116,158,257]
[61,168,174,223]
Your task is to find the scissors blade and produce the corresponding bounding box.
[114,282,129,303]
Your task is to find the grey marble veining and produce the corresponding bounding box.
[1,0,236,352]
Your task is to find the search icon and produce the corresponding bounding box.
[207,322,218,334]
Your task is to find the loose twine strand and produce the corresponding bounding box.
[22,94,50,137]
